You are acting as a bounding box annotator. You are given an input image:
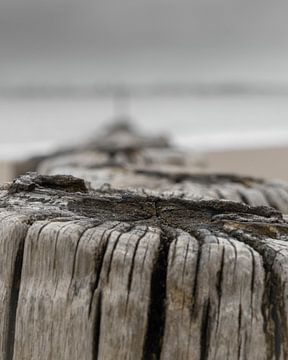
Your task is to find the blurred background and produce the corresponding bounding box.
[1,0,288,180]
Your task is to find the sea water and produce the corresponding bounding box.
[1,94,288,159]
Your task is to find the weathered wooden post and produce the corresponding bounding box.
[37,122,288,214]
[2,123,288,359]
[1,172,288,359]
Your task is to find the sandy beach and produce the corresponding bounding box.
[205,146,288,181]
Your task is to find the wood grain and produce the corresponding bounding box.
[1,173,288,359]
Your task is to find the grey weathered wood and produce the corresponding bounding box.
[33,120,205,177]
[1,172,288,359]
[2,119,203,182]
[40,153,288,213]
[0,212,28,359]
[35,122,288,214]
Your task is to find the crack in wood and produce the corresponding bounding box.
[4,230,26,360]
[92,290,102,360]
[190,230,204,318]
[88,223,120,316]
[125,227,148,312]
[142,228,172,360]
[68,223,101,290]
[216,246,225,325]
[226,229,287,360]
[200,299,211,360]
[237,304,242,359]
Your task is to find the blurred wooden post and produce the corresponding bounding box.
[37,122,288,214]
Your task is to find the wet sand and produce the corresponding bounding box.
[205,146,288,181]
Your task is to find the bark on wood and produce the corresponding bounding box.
[1,172,288,359]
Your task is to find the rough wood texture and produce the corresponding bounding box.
[2,120,204,183]
[34,120,205,177]
[1,172,288,359]
[37,122,288,214]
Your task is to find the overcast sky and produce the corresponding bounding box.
[1,0,288,84]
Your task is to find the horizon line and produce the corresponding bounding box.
[1,81,288,99]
